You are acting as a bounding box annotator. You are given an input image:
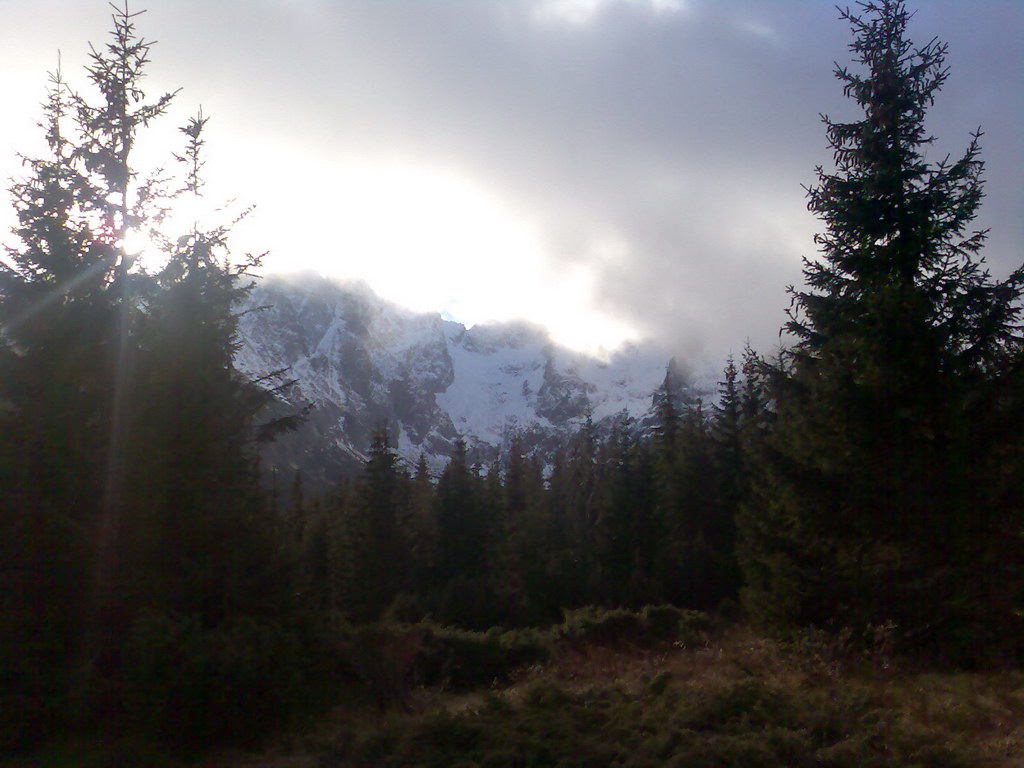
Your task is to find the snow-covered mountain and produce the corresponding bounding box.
[236,273,716,487]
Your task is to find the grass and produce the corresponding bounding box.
[312,622,1023,768]
[8,613,1021,767]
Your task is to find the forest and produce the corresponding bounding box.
[1,1,1021,765]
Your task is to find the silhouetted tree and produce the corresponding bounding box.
[342,428,411,621]
[435,439,481,581]
[433,438,504,626]
[0,5,297,744]
[407,453,438,585]
[741,0,1024,656]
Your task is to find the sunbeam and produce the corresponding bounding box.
[0,259,110,334]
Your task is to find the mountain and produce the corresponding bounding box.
[235,273,716,488]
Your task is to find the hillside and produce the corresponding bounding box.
[236,273,717,486]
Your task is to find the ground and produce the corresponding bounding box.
[213,623,1024,768]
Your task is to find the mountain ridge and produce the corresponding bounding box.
[235,272,716,488]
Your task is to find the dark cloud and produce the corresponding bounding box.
[2,0,1020,362]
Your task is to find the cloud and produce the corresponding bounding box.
[530,0,689,26]
[0,0,1020,365]
[735,18,781,46]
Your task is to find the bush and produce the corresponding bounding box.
[122,610,311,749]
[641,605,712,645]
[338,622,550,696]
[556,605,711,648]
[340,623,425,710]
[327,660,977,768]
[334,607,710,705]
[427,626,549,690]
[557,607,644,646]
[435,577,509,630]
[0,688,57,756]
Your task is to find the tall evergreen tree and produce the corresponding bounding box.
[434,438,501,626]
[0,5,298,740]
[407,453,438,587]
[344,427,411,621]
[592,420,654,607]
[0,6,181,726]
[501,441,560,625]
[434,439,490,587]
[122,110,287,625]
[741,0,1024,653]
[710,356,742,550]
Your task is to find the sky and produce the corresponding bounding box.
[0,0,1021,361]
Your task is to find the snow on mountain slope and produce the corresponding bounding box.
[236,273,715,486]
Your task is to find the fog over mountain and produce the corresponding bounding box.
[236,273,718,487]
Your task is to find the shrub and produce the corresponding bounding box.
[340,624,425,710]
[641,605,712,645]
[335,606,710,705]
[555,605,711,649]
[419,625,549,691]
[122,610,310,749]
[0,688,56,756]
[436,576,508,630]
[327,665,977,768]
[557,606,645,646]
[334,621,551,700]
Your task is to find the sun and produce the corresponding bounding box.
[254,159,640,357]
[111,156,640,357]
[120,192,245,275]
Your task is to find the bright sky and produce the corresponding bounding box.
[1,0,1021,359]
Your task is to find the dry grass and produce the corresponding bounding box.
[80,618,1019,767]
[310,622,1024,767]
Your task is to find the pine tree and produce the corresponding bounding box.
[435,438,486,583]
[739,343,770,432]
[0,5,299,737]
[710,357,743,546]
[407,453,438,585]
[503,433,532,521]
[669,400,726,608]
[592,420,651,607]
[433,438,509,627]
[0,6,181,726]
[344,427,411,621]
[648,362,683,601]
[121,110,291,623]
[324,483,360,615]
[741,0,1024,653]
[502,440,559,624]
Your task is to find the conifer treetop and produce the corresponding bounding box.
[788,0,1023,367]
